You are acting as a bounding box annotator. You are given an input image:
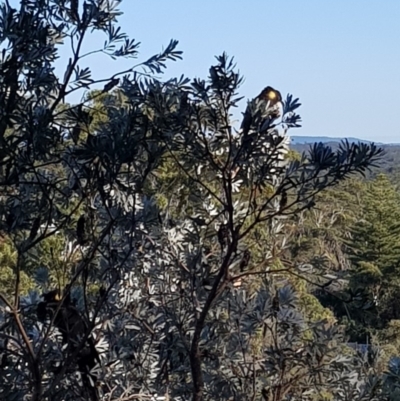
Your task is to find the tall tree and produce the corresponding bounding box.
[344,174,400,336]
[348,174,400,273]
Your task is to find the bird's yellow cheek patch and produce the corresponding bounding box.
[268,92,277,100]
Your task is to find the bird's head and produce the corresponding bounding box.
[42,289,61,303]
[258,86,282,103]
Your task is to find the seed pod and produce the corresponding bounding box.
[77,215,88,245]
[217,224,229,248]
[240,249,251,272]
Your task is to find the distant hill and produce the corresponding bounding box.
[289,137,400,183]
[290,135,377,145]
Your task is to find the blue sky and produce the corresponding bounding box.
[62,1,400,143]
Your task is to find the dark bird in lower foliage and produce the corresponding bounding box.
[37,289,101,401]
[42,289,61,303]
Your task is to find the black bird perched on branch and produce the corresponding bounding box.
[256,86,282,111]
[102,77,119,93]
[37,289,101,400]
[241,86,283,136]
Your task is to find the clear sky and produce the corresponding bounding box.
[29,0,399,143]
[107,0,399,143]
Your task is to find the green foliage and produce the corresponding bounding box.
[306,173,400,364]
[0,236,33,295]
[342,175,400,335]
[348,174,400,273]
